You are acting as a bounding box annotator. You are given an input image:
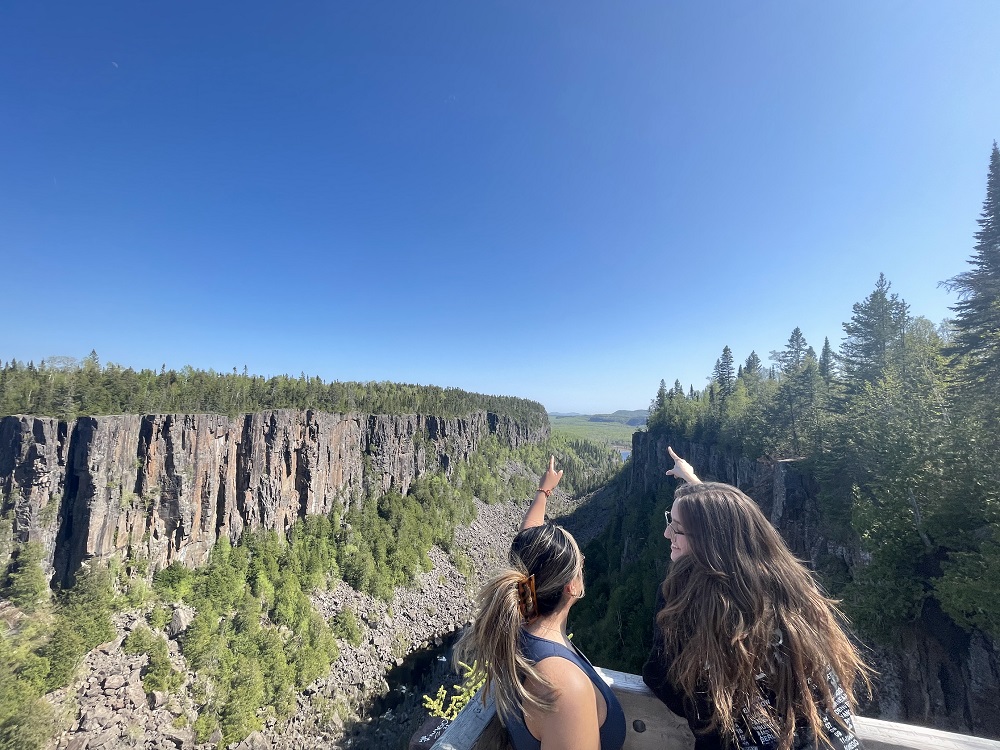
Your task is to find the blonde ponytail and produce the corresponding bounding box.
[456,524,583,728]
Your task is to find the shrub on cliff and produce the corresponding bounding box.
[1,542,49,613]
[152,562,194,602]
[331,607,363,646]
[0,697,54,750]
[123,626,183,694]
[0,562,115,750]
[41,565,116,690]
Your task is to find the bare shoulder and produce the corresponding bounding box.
[524,656,600,750]
[532,655,593,700]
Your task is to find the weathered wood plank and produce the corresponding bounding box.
[430,668,1000,750]
[854,716,1000,750]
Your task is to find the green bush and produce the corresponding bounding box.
[423,661,485,721]
[0,563,116,750]
[0,697,55,750]
[152,562,193,602]
[192,711,219,744]
[148,604,171,631]
[2,543,49,613]
[41,566,116,690]
[330,608,363,646]
[123,626,183,694]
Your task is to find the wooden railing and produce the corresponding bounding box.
[430,668,1000,750]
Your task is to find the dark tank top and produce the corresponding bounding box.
[505,630,627,750]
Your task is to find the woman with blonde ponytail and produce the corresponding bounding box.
[643,448,872,750]
[457,456,626,750]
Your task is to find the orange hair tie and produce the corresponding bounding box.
[517,574,538,621]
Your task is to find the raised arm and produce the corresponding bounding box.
[520,455,564,531]
[666,446,701,484]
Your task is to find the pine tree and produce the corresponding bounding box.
[738,350,763,394]
[3,542,49,612]
[840,273,909,391]
[773,350,825,456]
[653,379,668,412]
[818,337,836,380]
[712,346,736,398]
[944,142,1000,392]
[770,327,809,375]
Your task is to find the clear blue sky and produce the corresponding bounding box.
[2,2,998,414]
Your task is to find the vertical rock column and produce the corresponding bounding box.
[0,415,66,575]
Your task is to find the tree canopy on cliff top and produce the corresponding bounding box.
[0,359,547,428]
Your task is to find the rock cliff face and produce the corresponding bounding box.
[626,434,866,570]
[629,430,1000,739]
[0,410,546,585]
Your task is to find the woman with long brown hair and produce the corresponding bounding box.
[457,457,626,750]
[643,448,872,750]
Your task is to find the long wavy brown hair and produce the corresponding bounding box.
[656,482,872,750]
[455,523,584,740]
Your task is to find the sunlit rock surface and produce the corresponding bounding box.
[0,410,546,584]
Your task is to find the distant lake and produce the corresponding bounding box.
[619,449,631,461]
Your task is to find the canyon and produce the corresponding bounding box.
[2,410,998,745]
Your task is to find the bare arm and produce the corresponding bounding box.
[666,446,701,484]
[520,455,564,531]
[523,659,601,750]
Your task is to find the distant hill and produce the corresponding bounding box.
[586,409,647,427]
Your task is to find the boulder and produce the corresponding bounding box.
[102,674,126,691]
[166,606,195,639]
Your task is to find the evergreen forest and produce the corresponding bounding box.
[573,143,1000,673]
[0,361,547,430]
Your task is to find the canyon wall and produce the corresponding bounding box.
[0,410,545,585]
[629,430,1000,739]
